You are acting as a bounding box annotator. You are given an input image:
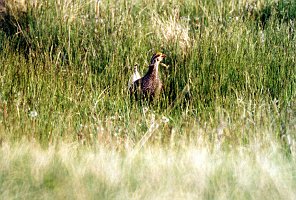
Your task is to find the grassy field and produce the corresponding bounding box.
[0,0,295,199]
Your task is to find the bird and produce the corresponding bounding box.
[129,52,166,101]
[128,63,141,90]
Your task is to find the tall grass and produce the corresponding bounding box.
[0,0,294,145]
[0,0,295,197]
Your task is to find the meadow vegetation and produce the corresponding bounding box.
[0,0,295,199]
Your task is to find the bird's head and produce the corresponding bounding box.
[150,52,166,64]
[134,63,139,71]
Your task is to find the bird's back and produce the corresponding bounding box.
[130,74,162,101]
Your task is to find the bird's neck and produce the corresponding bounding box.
[147,62,159,78]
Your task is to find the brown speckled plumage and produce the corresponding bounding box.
[130,52,166,101]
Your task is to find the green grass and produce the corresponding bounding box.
[0,0,295,198]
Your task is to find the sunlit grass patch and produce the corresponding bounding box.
[151,9,191,51]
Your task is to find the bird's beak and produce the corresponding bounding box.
[161,54,166,58]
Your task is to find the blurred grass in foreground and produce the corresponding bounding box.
[0,139,295,200]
